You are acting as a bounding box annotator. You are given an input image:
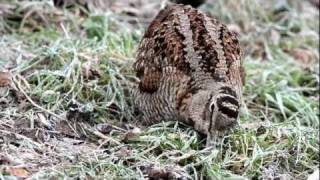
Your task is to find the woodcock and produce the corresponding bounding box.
[132,2,245,145]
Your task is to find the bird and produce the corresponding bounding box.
[132,2,245,146]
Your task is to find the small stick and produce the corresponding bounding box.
[12,75,66,121]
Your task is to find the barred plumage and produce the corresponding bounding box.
[132,4,245,145]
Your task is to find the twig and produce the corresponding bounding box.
[12,75,66,121]
[91,130,121,145]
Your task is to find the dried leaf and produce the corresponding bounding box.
[284,48,315,66]
[5,167,30,178]
[122,127,141,143]
[0,71,12,87]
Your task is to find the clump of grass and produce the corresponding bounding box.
[3,12,139,122]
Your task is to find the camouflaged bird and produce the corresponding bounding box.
[132,3,245,145]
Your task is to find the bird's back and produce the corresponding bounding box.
[134,4,243,95]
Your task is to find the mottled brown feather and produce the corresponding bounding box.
[133,4,245,136]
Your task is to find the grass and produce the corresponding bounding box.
[0,0,319,179]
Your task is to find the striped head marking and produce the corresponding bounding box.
[209,85,240,131]
[189,84,240,136]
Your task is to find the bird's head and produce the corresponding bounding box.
[188,84,240,146]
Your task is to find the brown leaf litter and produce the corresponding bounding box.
[0,71,12,87]
[284,48,317,67]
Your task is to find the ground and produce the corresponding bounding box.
[0,0,319,179]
